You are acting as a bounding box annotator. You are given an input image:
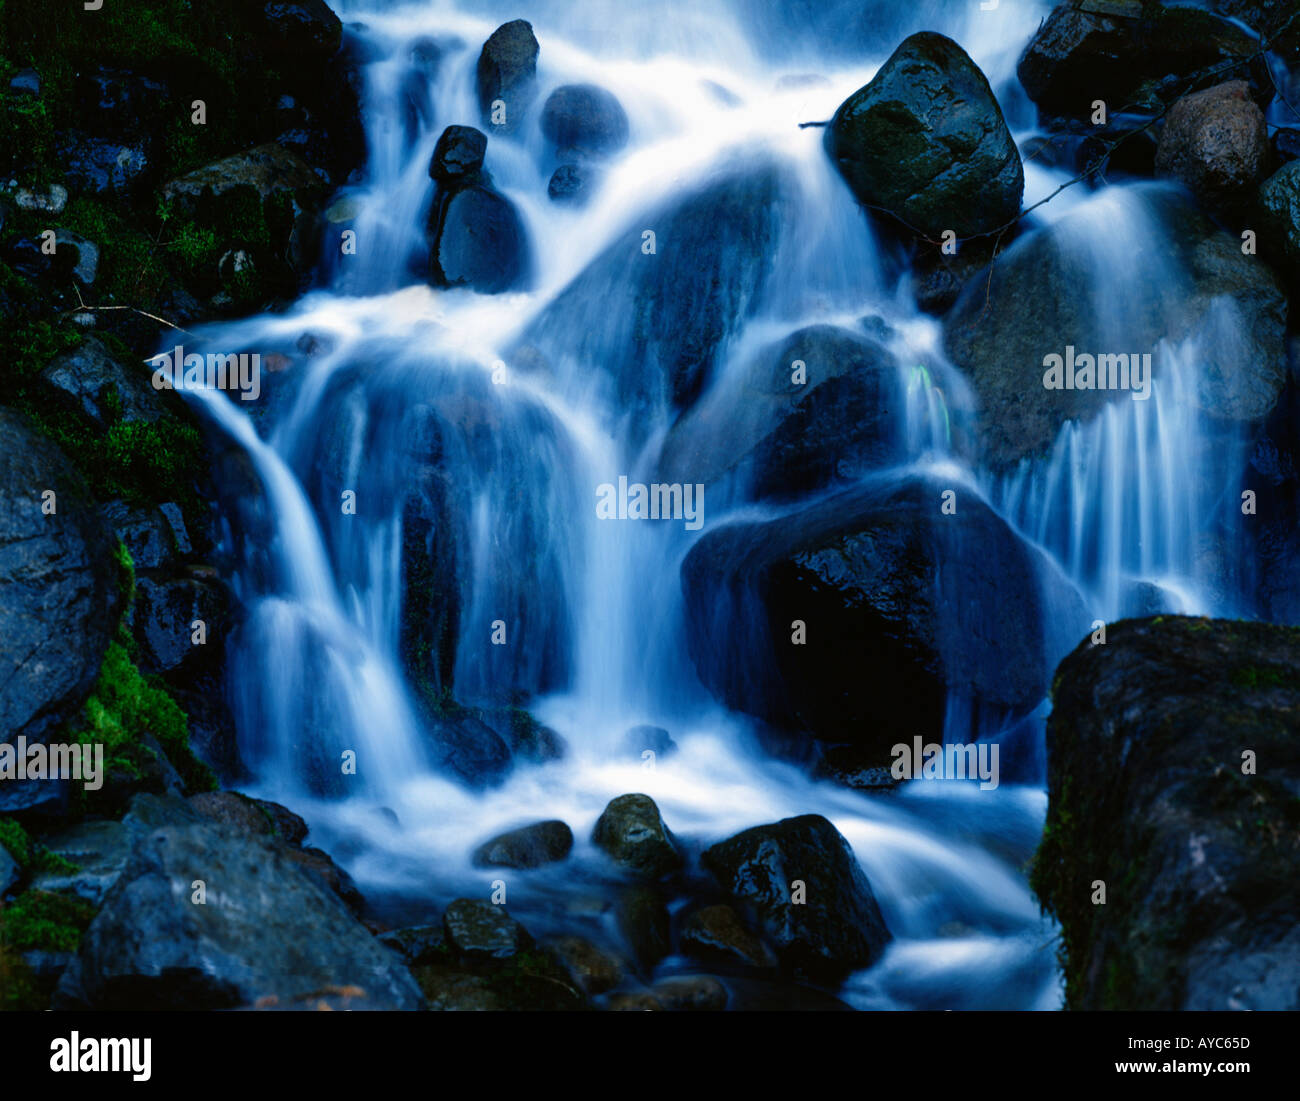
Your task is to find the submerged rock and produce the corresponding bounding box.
[702,815,891,980]
[547,163,589,205]
[592,794,683,879]
[825,32,1022,238]
[1035,617,1300,1010]
[429,125,487,186]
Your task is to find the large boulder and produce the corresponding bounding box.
[701,814,891,980]
[1154,81,1270,218]
[1017,1,1270,122]
[657,324,905,500]
[63,813,424,1009]
[471,819,573,869]
[476,20,540,134]
[592,794,683,880]
[540,84,629,159]
[0,411,121,742]
[824,32,1023,238]
[519,159,789,417]
[1034,617,1300,1010]
[426,184,529,293]
[681,476,1087,760]
[944,185,1288,470]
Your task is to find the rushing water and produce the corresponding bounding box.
[168,0,1265,1010]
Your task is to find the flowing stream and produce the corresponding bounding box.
[170,0,1262,1010]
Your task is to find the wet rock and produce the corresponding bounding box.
[7,184,67,214]
[377,924,446,966]
[426,184,529,293]
[66,816,423,1009]
[57,134,150,196]
[547,163,589,205]
[0,410,121,742]
[1017,1,1269,122]
[605,990,663,1011]
[1155,81,1269,218]
[39,336,165,427]
[476,20,540,133]
[429,125,487,186]
[658,324,904,500]
[162,143,321,210]
[614,885,671,972]
[622,724,677,761]
[825,32,1022,238]
[442,899,533,962]
[550,935,624,994]
[944,187,1288,470]
[29,820,132,905]
[427,711,512,787]
[1035,617,1300,1010]
[681,476,1086,760]
[680,903,778,970]
[650,974,728,1011]
[471,819,574,869]
[702,814,891,980]
[1258,160,1300,282]
[282,846,365,916]
[100,501,179,576]
[490,709,566,764]
[541,83,629,158]
[253,0,344,56]
[187,791,308,846]
[131,576,229,675]
[592,794,683,879]
[415,964,503,1010]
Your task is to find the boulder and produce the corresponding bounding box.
[65,816,423,1009]
[680,903,778,970]
[471,819,574,869]
[549,935,624,994]
[1034,617,1300,1009]
[39,336,165,427]
[944,186,1289,470]
[547,163,589,205]
[1154,81,1269,217]
[681,477,1085,760]
[1016,1,1270,122]
[701,814,891,980]
[442,898,533,962]
[0,411,121,742]
[1258,160,1300,282]
[426,184,529,293]
[649,975,728,1011]
[253,0,344,56]
[429,125,487,186]
[591,794,683,879]
[824,32,1023,238]
[657,324,904,500]
[614,885,671,972]
[540,84,629,158]
[131,576,229,675]
[476,20,539,133]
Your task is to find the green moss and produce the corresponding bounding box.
[0,890,96,953]
[0,818,78,877]
[72,640,215,795]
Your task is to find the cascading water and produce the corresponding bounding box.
[160,0,1252,1011]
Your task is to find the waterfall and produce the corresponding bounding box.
[163,0,1124,1011]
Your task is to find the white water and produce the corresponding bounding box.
[165,0,1267,1010]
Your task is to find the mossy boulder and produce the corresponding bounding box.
[1034,616,1300,1010]
[824,32,1023,238]
[591,794,683,880]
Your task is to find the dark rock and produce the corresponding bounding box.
[490,710,566,764]
[658,324,904,500]
[1273,128,1300,166]
[702,814,891,980]
[428,711,512,787]
[471,819,574,869]
[187,791,308,846]
[476,20,540,133]
[1,844,20,897]
[0,410,121,742]
[0,779,70,822]
[377,924,446,966]
[680,903,778,970]
[1155,81,1270,218]
[254,0,344,56]
[69,816,423,1009]
[1034,617,1300,1010]
[592,793,683,879]
[1017,2,1270,122]
[30,820,131,905]
[547,163,589,205]
[614,885,671,972]
[1258,160,1300,282]
[131,576,229,675]
[944,187,1289,470]
[57,133,149,196]
[9,69,40,97]
[649,974,728,1011]
[520,159,788,416]
[429,125,487,186]
[681,477,1085,759]
[39,337,164,427]
[549,935,624,994]
[541,83,630,158]
[825,32,1023,238]
[442,898,533,962]
[282,845,365,916]
[426,184,529,293]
